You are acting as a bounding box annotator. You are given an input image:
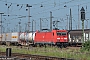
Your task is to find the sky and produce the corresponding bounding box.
[0,0,90,33]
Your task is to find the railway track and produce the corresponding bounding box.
[0,52,75,60]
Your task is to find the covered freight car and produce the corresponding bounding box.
[0,32,19,45]
[68,29,90,46]
[34,30,68,47]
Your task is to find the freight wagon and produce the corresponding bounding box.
[0,32,19,45]
[68,29,90,46]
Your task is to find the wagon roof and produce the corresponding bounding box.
[68,29,90,33]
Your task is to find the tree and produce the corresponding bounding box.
[81,40,90,51]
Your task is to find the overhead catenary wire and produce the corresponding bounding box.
[2,2,90,21]
[1,0,89,18]
[31,0,88,18]
[0,0,53,19]
[32,1,90,20]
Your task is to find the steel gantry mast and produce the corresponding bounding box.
[69,8,72,30]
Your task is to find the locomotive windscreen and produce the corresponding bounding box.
[62,32,66,35]
[57,32,61,35]
[57,32,66,36]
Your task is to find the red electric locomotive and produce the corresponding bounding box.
[34,29,68,47]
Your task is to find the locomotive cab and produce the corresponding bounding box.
[52,30,68,47]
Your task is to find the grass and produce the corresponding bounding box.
[0,45,90,60]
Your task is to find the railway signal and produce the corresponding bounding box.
[80,7,85,43]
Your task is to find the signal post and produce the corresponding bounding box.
[80,7,85,43]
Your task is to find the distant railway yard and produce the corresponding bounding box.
[0,45,90,60]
